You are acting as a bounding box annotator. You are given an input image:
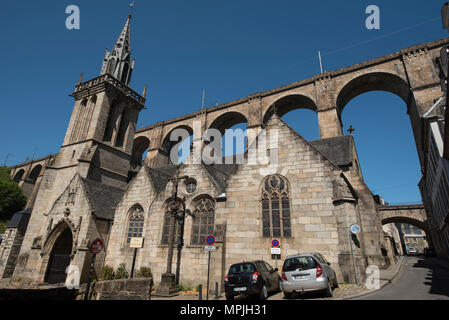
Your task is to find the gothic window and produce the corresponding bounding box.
[126,205,145,244]
[161,201,183,245]
[191,197,215,245]
[261,175,292,238]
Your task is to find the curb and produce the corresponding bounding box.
[339,256,405,300]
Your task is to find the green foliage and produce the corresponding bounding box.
[177,283,192,292]
[136,266,153,279]
[114,263,129,279]
[195,284,201,292]
[0,167,27,222]
[98,265,115,281]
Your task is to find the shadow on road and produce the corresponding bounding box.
[411,255,449,298]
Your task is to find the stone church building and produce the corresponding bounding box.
[3,13,442,290]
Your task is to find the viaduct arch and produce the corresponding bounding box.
[133,37,448,168]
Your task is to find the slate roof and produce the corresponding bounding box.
[201,163,238,194]
[145,162,237,195]
[145,165,178,194]
[310,135,354,167]
[6,208,32,229]
[80,177,125,221]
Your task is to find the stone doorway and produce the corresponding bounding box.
[44,228,73,284]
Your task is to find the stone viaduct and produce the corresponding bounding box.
[10,37,449,240]
[9,155,56,209]
[379,204,428,233]
[132,37,448,172]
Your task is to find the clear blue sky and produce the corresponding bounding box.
[1,0,447,204]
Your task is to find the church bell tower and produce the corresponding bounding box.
[59,12,146,188]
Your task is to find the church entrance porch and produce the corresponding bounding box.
[44,228,73,284]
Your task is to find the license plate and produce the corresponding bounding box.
[293,275,310,280]
[234,287,247,292]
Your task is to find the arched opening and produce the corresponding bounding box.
[337,73,421,204]
[132,136,151,163]
[45,228,73,284]
[263,94,319,141]
[161,125,194,165]
[337,73,410,117]
[121,62,130,84]
[382,219,429,255]
[12,169,25,183]
[207,112,248,162]
[27,165,42,184]
[107,58,116,76]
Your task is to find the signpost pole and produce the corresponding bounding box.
[84,238,104,301]
[84,253,96,301]
[130,247,137,278]
[204,234,215,301]
[349,225,359,285]
[206,250,211,300]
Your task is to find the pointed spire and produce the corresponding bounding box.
[100,12,134,85]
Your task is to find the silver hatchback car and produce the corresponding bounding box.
[281,252,338,298]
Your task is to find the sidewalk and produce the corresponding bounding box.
[337,255,405,300]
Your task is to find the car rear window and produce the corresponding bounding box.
[283,256,318,272]
[229,263,256,274]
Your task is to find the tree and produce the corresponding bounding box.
[0,166,27,221]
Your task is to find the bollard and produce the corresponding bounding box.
[198,284,202,300]
[215,282,218,299]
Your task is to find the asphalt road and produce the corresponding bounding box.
[355,255,449,300]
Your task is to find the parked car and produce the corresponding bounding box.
[407,247,418,255]
[281,252,338,299]
[224,260,282,300]
[424,248,436,257]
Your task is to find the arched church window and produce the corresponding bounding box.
[191,196,215,245]
[261,175,292,238]
[126,205,145,244]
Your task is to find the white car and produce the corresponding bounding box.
[408,247,418,255]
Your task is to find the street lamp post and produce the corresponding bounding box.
[154,174,189,297]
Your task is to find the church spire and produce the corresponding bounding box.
[100,13,134,85]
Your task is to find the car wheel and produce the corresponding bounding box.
[226,295,234,301]
[333,277,339,289]
[259,284,268,300]
[325,279,333,298]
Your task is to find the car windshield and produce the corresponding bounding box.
[283,256,317,272]
[229,263,256,274]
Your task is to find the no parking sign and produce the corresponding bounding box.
[271,238,281,255]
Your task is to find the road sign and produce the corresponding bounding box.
[350,224,361,234]
[130,237,144,248]
[204,246,216,252]
[271,247,281,255]
[89,238,104,254]
[272,238,280,248]
[206,235,215,245]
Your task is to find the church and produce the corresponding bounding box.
[2,13,407,291]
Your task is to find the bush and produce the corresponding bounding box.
[98,265,115,281]
[114,263,129,279]
[178,283,192,292]
[0,167,26,227]
[136,266,152,279]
